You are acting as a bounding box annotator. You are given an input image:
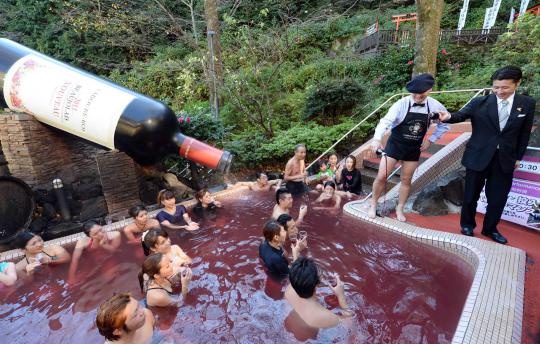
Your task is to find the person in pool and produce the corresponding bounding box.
[0,261,17,287]
[69,221,121,281]
[276,213,299,237]
[123,205,160,251]
[272,188,308,226]
[143,227,192,272]
[236,172,282,191]
[156,189,199,231]
[258,220,307,281]
[313,181,342,211]
[96,292,155,344]
[327,152,340,176]
[284,144,309,196]
[193,188,222,221]
[138,253,192,307]
[285,257,353,328]
[336,155,363,198]
[14,232,70,277]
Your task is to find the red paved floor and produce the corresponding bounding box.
[400,212,540,344]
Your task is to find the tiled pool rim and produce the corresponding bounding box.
[0,186,525,344]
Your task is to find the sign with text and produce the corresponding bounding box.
[366,23,378,36]
[520,0,531,15]
[509,7,516,24]
[477,179,540,231]
[457,0,470,31]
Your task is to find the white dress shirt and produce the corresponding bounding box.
[373,95,450,143]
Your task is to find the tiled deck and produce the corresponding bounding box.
[344,201,525,344]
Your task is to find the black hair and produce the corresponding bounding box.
[157,189,175,206]
[83,220,99,236]
[324,181,336,189]
[294,144,306,152]
[14,231,38,249]
[345,155,357,170]
[491,66,522,84]
[276,214,293,230]
[138,253,165,292]
[143,227,169,255]
[327,152,339,160]
[289,257,320,298]
[263,220,283,242]
[275,188,291,205]
[256,172,268,179]
[129,205,147,218]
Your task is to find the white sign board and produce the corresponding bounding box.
[509,7,516,24]
[520,0,531,15]
[366,23,378,36]
[457,0,470,31]
[483,7,493,30]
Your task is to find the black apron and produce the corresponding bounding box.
[384,102,430,162]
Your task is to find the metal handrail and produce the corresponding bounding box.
[306,88,488,170]
[527,146,540,151]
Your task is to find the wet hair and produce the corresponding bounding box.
[345,155,357,170]
[83,220,99,236]
[256,172,268,179]
[157,189,175,206]
[289,257,320,298]
[491,66,522,83]
[129,205,147,218]
[143,227,169,255]
[294,144,306,152]
[96,292,132,341]
[275,188,291,205]
[263,220,283,242]
[138,253,165,292]
[14,231,38,249]
[276,214,293,231]
[324,181,336,189]
[195,188,209,203]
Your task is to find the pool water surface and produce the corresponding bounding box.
[0,190,474,343]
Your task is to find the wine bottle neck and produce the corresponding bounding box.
[172,132,232,174]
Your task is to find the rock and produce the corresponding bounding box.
[42,203,57,220]
[78,196,107,221]
[139,179,162,205]
[413,184,448,216]
[72,181,103,200]
[397,324,422,344]
[163,172,192,199]
[441,176,464,206]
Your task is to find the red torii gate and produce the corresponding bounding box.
[515,4,540,19]
[392,13,417,32]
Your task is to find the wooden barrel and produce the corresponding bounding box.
[0,176,35,245]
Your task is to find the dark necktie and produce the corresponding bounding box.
[412,103,425,107]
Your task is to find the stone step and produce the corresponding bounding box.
[360,167,401,190]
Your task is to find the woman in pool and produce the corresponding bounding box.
[0,261,17,287]
[327,152,340,176]
[313,181,342,211]
[144,228,192,271]
[156,190,199,231]
[336,155,363,198]
[14,232,70,277]
[138,253,192,307]
[123,205,161,252]
[193,188,222,221]
[68,221,121,282]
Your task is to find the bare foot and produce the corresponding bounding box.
[368,204,376,219]
[395,206,406,222]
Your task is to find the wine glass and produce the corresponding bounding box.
[299,230,308,241]
[289,234,298,246]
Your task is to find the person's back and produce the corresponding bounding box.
[285,257,353,329]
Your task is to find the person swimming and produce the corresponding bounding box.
[313,181,342,211]
[123,205,161,252]
[14,231,70,277]
[272,189,308,226]
[193,188,222,221]
[143,228,192,274]
[138,253,192,307]
[236,172,282,191]
[156,190,199,231]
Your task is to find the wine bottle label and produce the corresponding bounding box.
[3,54,134,149]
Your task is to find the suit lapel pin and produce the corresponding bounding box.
[517,107,522,112]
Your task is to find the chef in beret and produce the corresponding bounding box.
[367,73,449,222]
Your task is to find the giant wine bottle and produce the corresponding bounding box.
[0,39,232,172]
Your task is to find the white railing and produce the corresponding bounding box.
[305,88,488,171]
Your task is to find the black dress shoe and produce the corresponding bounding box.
[481,230,508,244]
[461,227,474,236]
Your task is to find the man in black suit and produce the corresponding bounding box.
[439,66,536,244]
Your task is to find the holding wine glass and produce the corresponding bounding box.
[298,230,307,241]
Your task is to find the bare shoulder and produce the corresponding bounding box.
[148,218,160,227]
[107,231,121,239]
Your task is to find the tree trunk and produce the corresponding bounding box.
[204,0,224,118]
[413,0,444,77]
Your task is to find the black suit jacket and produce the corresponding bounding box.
[445,93,536,173]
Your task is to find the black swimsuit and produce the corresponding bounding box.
[25,250,57,264]
[143,281,174,307]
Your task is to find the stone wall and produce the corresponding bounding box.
[0,111,142,218]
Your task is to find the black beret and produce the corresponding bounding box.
[406,73,435,93]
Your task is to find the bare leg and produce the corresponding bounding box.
[395,160,419,222]
[369,156,398,218]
